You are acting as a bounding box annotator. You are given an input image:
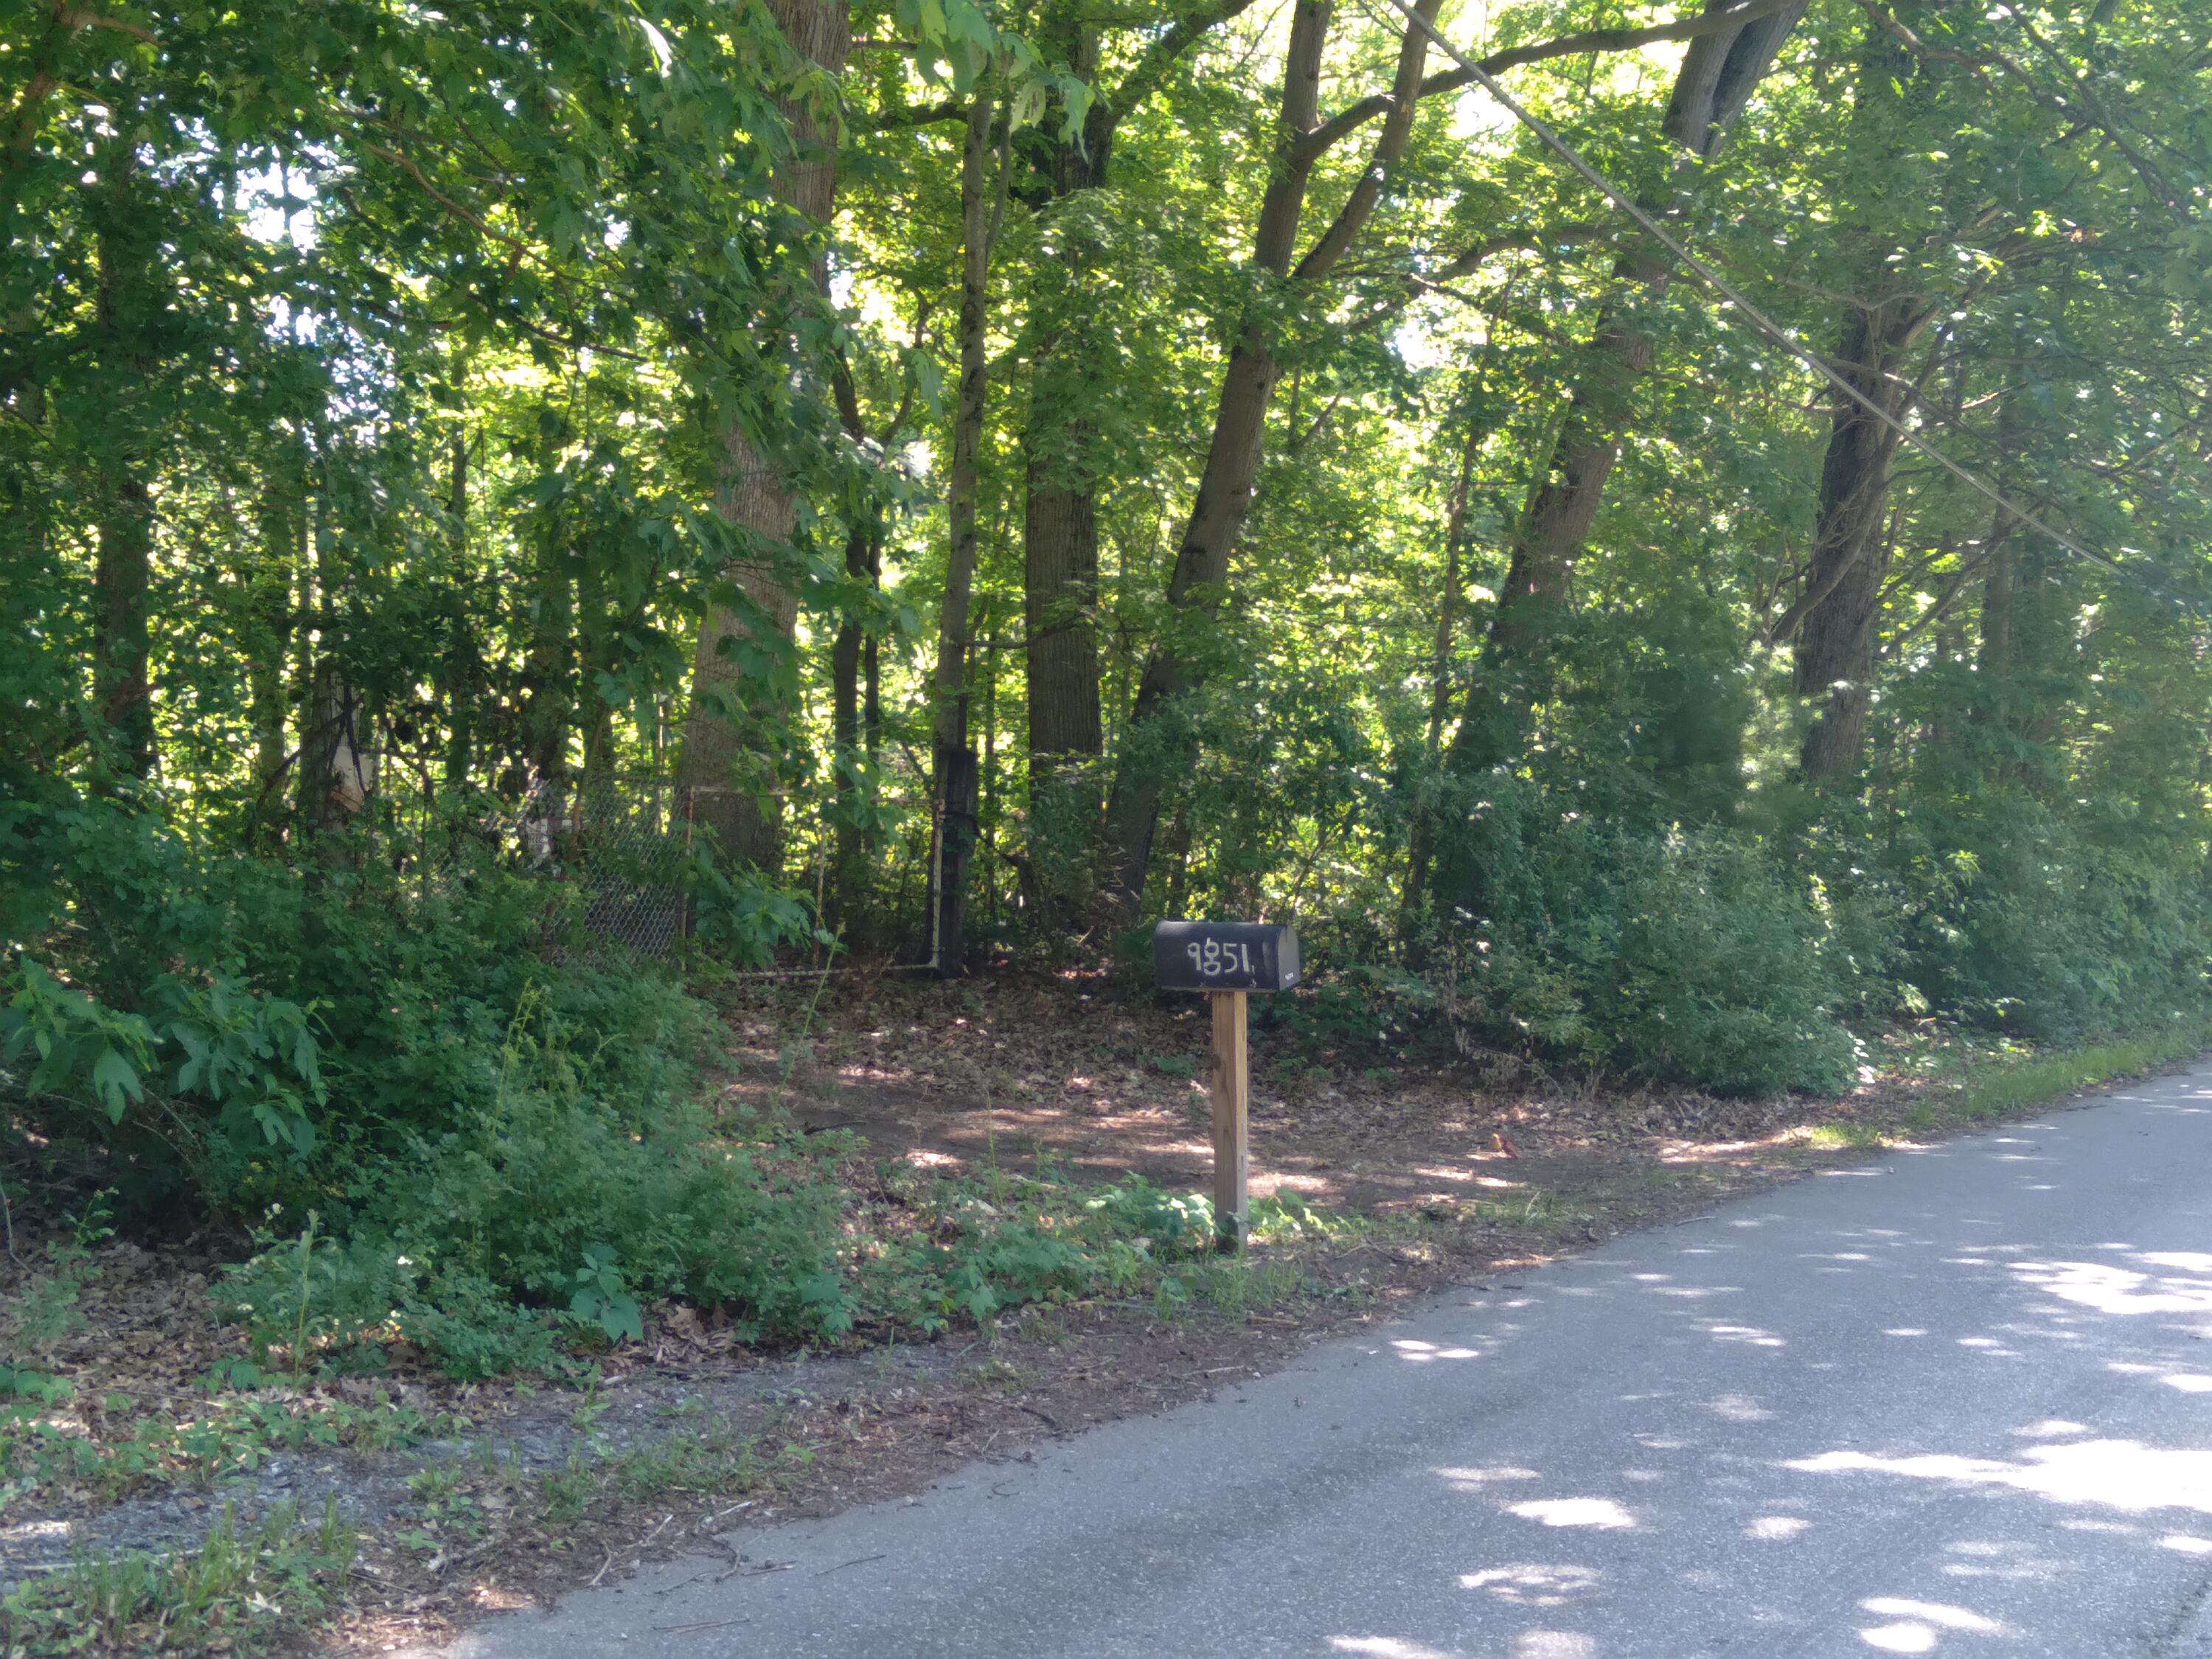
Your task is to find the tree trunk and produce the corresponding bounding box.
[863,532,882,761]
[1023,475,1103,768]
[1659,0,1808,156]
[294,493,375,834]
[1018,5,1270,914]
[980,608,1001,929]
[1425,400,1486,754]
[925,97,997,976]
[1785,21,1934,784]
[1794,299,1923,782]
[90,156,157,779]
[92,468,154,779]
[441,425,480,797]
[577,554,616,786]
[521,529,574,787]
[829,518,877,920]
[677,0,850,877]
[683,442,802,869]
[297,661,375,833]
[1974,384,2020,739]
[1399,389,1489,933]
[1019,30,1110,901]
[1023,460,1105,903]
[248,473,299,815]
[1978,524,2013,684]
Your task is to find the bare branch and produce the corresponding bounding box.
[1102,0,1266,134]
[1295,0,1444,279]
[861,99,966,132]
[1295,0,1802,164]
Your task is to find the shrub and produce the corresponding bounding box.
[215,1002,858,1371]
[1428,773,1857,1094]
[5,789,860,1375]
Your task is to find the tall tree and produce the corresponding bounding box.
[1019,1,1258,906]
[1099,0,1817,914]
[1099,0,1436,913]
[679,0,852,874]
[924,94,1006,975]
[1788,23,1941,784]
[88,147,161,780]
[1448,0,1804,776]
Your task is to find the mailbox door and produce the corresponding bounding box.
[1151,921,1301,992]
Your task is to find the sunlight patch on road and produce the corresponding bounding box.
[1391,1338,1481,1363]
[1857,1597,2006,1652]
[1505,1498,1636,1529]
[1859,1625,1936,1653]
[1863,1598,2003,1631]
[2011,1258,2212,1316]
[1790,1440,2212,1514]
[1436,1466,1540,1488]
[1458,1563,1602,1605]
[1702,1322,1787,1348]
[1707,1394,1775,1422]
[1511,1636,1597,1658]
[1747,1515,1809,1540]
[1937,1538,2076,1582]
[2140,1251,2212,1273]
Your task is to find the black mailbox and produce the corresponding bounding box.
[1152,920,1301,993]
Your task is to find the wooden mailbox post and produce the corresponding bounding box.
[1151,920,1301,1249]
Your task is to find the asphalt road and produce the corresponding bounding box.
[417,1062,2212,1659]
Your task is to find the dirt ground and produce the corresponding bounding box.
[713,967,1836,1217]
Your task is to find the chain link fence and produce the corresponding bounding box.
[504,774,690,959]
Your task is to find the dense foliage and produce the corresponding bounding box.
[7,0,2212,1360]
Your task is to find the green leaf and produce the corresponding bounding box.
[90,1048,143,1124]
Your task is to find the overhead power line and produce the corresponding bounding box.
[1360,0,2190,615]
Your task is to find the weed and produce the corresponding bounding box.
[0,1498,355,1656]
[568,1370,612,1455]
[959,1358,1028,1393]
[535,1457,599,1528]
[565,1244,644,1346]
[534,1417,811,1526]
[398,1466,487,1551]
[1805,1122,1885,1151]
[1,1192,115,1360]
[1186,1257,1308,1318]
[0,1372,448,1503]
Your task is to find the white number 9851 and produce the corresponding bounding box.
[1185,938,1254,978]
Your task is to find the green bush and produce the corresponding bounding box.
[214,998,858,1372]
[5,790,858,1374]
[1607,835,1863,1095]
[1916,807,2206,1040]
[1429,774,1857,1094]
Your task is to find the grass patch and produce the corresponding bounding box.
[0,1368,453,1507]
[1805,1122,1885,1151]
[1952,1018,2212,1121]
[0,1498,355,1657]
[1457,1186,1592,1234]
[535,1419,813,1528]
[1818,1015,2212,1151]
